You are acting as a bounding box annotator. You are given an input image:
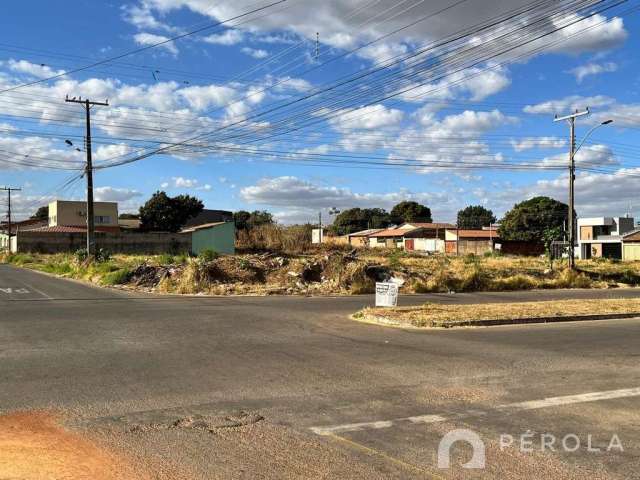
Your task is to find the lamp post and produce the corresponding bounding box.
[554,112,613,269]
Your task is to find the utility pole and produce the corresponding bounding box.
[318,211,322,244]
[65,96,108,256]
[554,109,589,270]
[1,186,21,250]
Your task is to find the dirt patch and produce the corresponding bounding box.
[126,411,264,434]
[0,410,150,480]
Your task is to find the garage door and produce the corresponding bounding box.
[624,244,640,261]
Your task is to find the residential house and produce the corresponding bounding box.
[577,217,635,260]
[47,200,120,233]
[346,228,384,247]
[622,229,640,260]
[367,223,453,252]
[368,227,406,249]
[445,229,499,255]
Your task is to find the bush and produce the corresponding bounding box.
[199,249,219,262]
[75,248,88,263]
[236,223,312,254]
[492,274,537,291]
[102,268,132,285]
[620,269,640,285]
[95,248,111,263]
[157,253,175,265]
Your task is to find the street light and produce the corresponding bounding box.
[555,115,613,269]
[574,119,613,157]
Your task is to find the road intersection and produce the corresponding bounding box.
[1,263,639,478]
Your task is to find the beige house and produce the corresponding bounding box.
[48,200,120,233]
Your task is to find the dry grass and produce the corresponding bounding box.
[356,298,640,328]
[4,248,640,296]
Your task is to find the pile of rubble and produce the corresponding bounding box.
[124,250,400,296]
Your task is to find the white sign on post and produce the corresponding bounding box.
[375,282,398,307]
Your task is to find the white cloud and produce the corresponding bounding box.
[4,59,65,78]
[179,84,237,110]
[523,95,614,115]
[241,47,269,59]
[511,137,566,152]
[135,1,627,62]
[122,4,172,31]
[329,104,404,132]
[94,186,142,202]
[540,144,617,168]
[545,14,627,55]
[163,176,212,191]
[133,32,179,55]
[568,62,617,83]
[240,176,457,223]
[203,30,244,45]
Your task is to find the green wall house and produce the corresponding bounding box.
[183,222,235,255]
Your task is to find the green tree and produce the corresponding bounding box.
[498,196,568,243]
[456,205,496,229]
[30,205,49,221]
[139,191,204,232]
[390,201,432,224]
[331,208,391,235]
[234,210,274,230]
[119,213,139,220]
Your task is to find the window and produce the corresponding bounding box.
[377,237,386,244]
[95,216,111,224]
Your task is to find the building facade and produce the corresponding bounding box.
[577,217,635,260]
[48,200,120,233]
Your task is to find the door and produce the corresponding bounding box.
[405,239,414,251]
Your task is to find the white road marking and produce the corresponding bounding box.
[0,287,30,294]
[310,387,640,436]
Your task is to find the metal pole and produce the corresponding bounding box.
[1,187,21,250]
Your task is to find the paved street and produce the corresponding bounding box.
[2,263,640,479]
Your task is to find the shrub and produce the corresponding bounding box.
[102,268,132,285]
[492,274,537,291]
[199,249,219,262]
[620,269,640,285]
[157,253,175,265]
[95,248,111,263]
[75,248,88,263]
[553,268,593,289]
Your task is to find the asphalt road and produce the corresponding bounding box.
[1,263,640,479]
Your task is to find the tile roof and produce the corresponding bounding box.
[368,228,410,238]
[27,226,88,233]
[402,222,455,229]
[180,221,227,233]
[448,229,500,239]
[348,228,384,237]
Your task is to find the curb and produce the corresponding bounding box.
[355,312,640,329]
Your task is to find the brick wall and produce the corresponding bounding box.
[15,231,192,254]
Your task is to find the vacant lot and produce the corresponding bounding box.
[3,249,640,296]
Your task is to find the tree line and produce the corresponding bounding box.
[30,191,570,244]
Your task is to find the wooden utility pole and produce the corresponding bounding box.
[65,96,108,256]
[1,186,21,249]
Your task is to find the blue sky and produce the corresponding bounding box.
[1,0,640,224]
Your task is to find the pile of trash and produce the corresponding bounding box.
[123,250,402,295]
